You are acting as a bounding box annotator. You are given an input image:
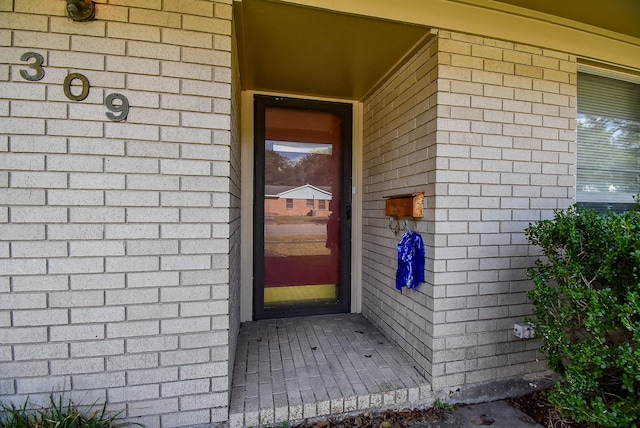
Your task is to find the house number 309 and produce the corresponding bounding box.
[20,51,129,122]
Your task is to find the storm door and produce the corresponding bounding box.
[253,95,352,320]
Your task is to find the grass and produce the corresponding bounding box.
[251,423,290,428]
[433,398,454,411]
[265,233,329,256]
[270,216,328,225]
[265,241,330,256]
[0,395,141,428]
[265,234,326,242]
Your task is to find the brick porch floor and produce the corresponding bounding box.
[229,314,432,427]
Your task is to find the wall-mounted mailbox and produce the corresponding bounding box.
[384,192,424,218]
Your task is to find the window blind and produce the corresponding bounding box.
[577,72,640,211]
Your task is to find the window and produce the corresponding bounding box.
[286,199,293,209]
[318,200,326,210]
[306,199,314,207]
[577,70,640,212]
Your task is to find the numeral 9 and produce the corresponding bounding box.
[105,93,129,122]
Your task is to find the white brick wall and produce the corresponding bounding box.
[362,37,439,383]
[432,31,575,389]
[362,31,576,390]
[1,0,238,426]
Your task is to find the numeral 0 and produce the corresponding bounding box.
[105,93,129,122]
[63,73,90,101]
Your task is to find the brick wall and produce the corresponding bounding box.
[362,30,576,391]
[361,36,439,383]
[0,0,236,426]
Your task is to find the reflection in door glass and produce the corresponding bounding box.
[263,108,342,308]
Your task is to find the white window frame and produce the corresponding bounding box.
[576,65,640,212]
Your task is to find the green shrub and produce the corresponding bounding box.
[525,199,640,427]
[0,395,141,428]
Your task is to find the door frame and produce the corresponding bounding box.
[252,95,353,320]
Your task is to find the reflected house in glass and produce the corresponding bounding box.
[264,184,332,217]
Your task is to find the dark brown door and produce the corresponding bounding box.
[253,95,352,320]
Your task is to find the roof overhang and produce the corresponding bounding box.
[234,0,640,101]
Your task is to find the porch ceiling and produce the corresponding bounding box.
[233,0,432,101]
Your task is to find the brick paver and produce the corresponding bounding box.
[229,314,431,427]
